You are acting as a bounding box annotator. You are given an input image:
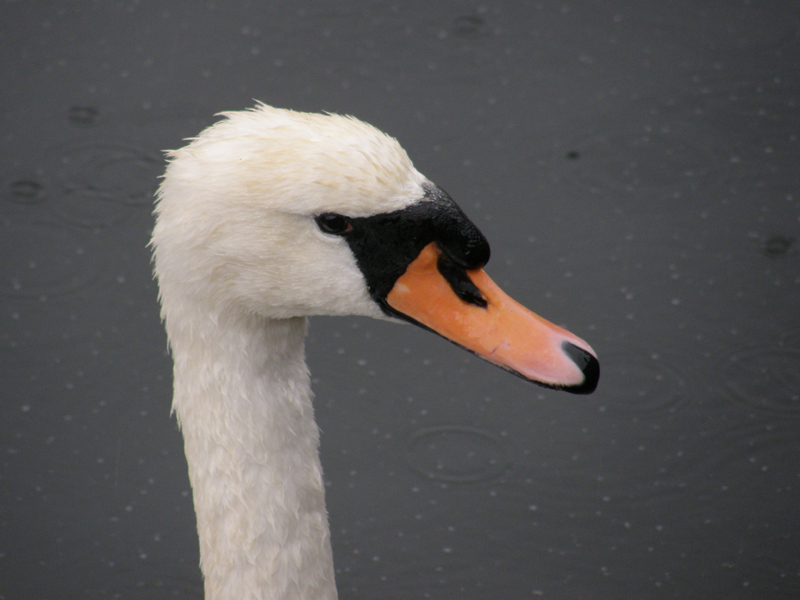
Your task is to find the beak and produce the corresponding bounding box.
[386,243,599,394]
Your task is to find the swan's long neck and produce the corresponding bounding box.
[168,310,337,600]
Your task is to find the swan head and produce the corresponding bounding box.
[152,104,599,393]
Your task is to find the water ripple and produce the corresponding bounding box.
[524,413,795,521]
[593,348,689,414]
[716,335,800,417]
[53,187,131,229]
[51,141,161,227]
[404,425,513,484]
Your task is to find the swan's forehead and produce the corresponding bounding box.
[184,105,429,216]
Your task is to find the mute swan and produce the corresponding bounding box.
[150,103,599,600]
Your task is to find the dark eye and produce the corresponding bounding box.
[316,213,352,235]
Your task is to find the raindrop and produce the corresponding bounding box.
[67,106,99,127]
[762,235,793,257]
[450,15,488,39]
[7,179,46,205]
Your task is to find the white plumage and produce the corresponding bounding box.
[152,105,432,600]
[151,103,597,600]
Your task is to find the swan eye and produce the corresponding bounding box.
[316,213,353,235]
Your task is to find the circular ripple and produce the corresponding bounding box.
[594,349,689,414]
[53,141,162,208]
[0,220,96,298]
[53,187,130,228]
[405,425,513,483]
[718,342,800,417]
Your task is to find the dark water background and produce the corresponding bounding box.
[2,2,799,599]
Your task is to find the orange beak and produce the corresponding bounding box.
[386,243,599,393]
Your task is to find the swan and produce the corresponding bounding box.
[150,103,599,600]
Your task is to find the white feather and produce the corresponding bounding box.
[151,104,431,600]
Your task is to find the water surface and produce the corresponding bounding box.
[2,2,798,599]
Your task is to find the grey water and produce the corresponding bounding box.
[2,2,799,599]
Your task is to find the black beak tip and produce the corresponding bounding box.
[561,341,600,395]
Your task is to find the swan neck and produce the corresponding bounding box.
[169,313,337,600]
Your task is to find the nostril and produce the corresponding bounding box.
[561,341,600,394]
